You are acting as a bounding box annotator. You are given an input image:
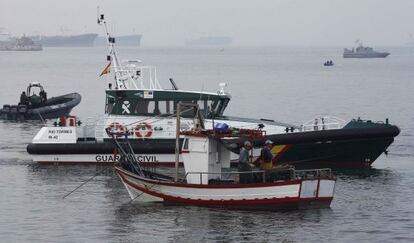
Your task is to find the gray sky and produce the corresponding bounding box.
[1,0,413,46]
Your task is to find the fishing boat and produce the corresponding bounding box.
[324,60,334,66]
[26,14,399,169]
[0,82,81,120]
[112,103,336,210]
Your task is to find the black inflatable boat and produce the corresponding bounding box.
[0,82,81,120]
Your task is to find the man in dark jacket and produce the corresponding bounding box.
[260,140,274,170]
[19,91,28,105]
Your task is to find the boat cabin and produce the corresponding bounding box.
[105,89,231,119]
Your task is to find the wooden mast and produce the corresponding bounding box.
[174,103,181,182]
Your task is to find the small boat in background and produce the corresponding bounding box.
[0,82,81,120]
[0,36,42,51]
[324,60,334,66]
[343,40,389,58]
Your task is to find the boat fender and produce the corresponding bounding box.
[68,116,76,127]
[11,105,18,112]
[59,116,66,127]
[2,104,10,112]
[18,105,27,113]
[134,122,153,138]
[107,122,126,137]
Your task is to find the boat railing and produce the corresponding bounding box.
[94,123,106,141]
[184,167,333,185]
[77,117,106,141]
[184,170,269,184]
[301,116,346,132]
[115,65,162,90]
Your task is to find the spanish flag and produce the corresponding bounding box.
[99,62,111,77]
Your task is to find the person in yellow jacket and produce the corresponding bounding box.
[260,140,274,170]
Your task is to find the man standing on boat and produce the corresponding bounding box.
[238,141,253,183]
[19,91,29,105]
[39,90,47,103]
[260,140,274,170]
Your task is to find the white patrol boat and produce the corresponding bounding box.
[26,14,399,169]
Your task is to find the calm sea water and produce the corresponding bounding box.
[0,46,413,242]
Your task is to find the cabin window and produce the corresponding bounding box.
[148,101,155,114]
[165,101,171,114]
[134,100,149,114]
[173,101,179,113]
[197,100,204,112]
[133,101,158,115]
[197,100,210,116]
[153,101,160,115]
[207,100,214,110]
[106,103,114,114]
[155,101,171,115]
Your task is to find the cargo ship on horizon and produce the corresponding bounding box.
[31,33,98,47]
[0,36,42,51]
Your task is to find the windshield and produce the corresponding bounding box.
[105,91,230,118]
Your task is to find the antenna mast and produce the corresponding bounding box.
[96,7,161,90]
[97,7,124,89]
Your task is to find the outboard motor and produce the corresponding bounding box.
[17,105,28,120]
[1,104,10,119]
[10,105,18,120]
[30,95,42,108]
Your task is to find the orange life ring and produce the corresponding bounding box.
[107,122,125,137]
[134,122,152,138]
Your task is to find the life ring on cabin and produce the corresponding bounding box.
[107,122,126,137]
[134,122,153,138]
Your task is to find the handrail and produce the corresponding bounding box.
[183,168,333,185]
[184,170,268,184]
[301,116,346,132]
